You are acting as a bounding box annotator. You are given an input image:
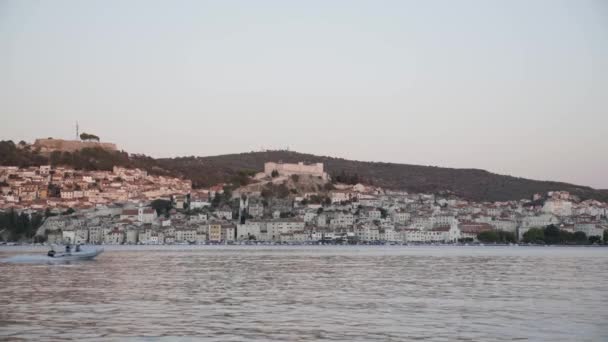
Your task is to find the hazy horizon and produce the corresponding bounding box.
[1,0,607,188]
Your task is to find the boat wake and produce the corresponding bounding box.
[1,255,66,264]
[2,248,103,264]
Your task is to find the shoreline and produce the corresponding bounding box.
[1,243,606,252]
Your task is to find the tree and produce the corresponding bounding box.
[276,183,290,199]
[211,193,222,208]
[0,210,44,242]
[308,194,323,204]
[544,224,561,245]
[223,186,233,201]
[62,208,76,215]
[558,230,574,244]
[498,231,516,243]
[261,188,272,199]
[476,230,515,243]
[334,170,362,185]
[588,235,602,244]
[604,230,608,245]
[573,231,588,245]
[80,132,100,142]
[378,208,388,219]
[271,169,279,178]
[523,228,545,244]
[151,199,172,215]
[478,231,499,243]
[232,170,253,186]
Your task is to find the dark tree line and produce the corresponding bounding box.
[522,224,601,245]
[0,210,45,242]
[477,230,516,243]
[231,169,256,186]
[333,170,363,185]
[0,140,47,168]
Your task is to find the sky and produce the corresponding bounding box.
[1,0,607,188]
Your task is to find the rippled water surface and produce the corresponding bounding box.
[1,246,607,341]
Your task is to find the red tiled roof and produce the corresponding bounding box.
[459,223,493,234]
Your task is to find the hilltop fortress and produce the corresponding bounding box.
[33,138,117,153]
[262,161,330,180]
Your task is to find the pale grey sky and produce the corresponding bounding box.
[1,0,607,188]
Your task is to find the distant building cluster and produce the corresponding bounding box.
[2,162,608,245]
[0,165,191,211]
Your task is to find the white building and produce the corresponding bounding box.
[330,212,354,228]
[237,221,263,240]
[391,211,410,224]
[399,228,446,243]
[138,205,157,224]
[329,190,352,203]
[362,208,381,220]
[303,211,318,223]
[248,202,264,218]
[221,224,236,242]
[125,228,139,244]
[490,219,517,233]
[88,227,104,244]
[543,199,573,217]
[73,228,88,244]
[214,208,233,220]
[104,229,124,244]
[62,230,76,244]
[574,223,605,238]
[264,219,306,241]
[379,228,397,242]
[175,228,197,242]
[355,224,380,242]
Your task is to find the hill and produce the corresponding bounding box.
[0,140,170,176]
[1,140,606,203]
[157,151,608,203]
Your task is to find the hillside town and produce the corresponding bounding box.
[1,162,607,245]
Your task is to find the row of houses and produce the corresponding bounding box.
[47,222,237,245]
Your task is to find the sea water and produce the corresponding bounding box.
[1,245,607,341]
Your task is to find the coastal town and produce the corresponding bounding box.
[1,159,607,246]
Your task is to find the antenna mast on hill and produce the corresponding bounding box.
[76,121,79,140]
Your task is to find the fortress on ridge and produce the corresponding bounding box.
[263,161,329,180]
[33,138,117,153]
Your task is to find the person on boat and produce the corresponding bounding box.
[75,244,81,252]
[65,244,71,254]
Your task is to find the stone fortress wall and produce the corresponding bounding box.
[33,138,117,153]
[264,162,329,180]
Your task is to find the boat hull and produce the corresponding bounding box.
[50,248,104,261]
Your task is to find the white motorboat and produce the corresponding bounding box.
[47,247,104,261]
